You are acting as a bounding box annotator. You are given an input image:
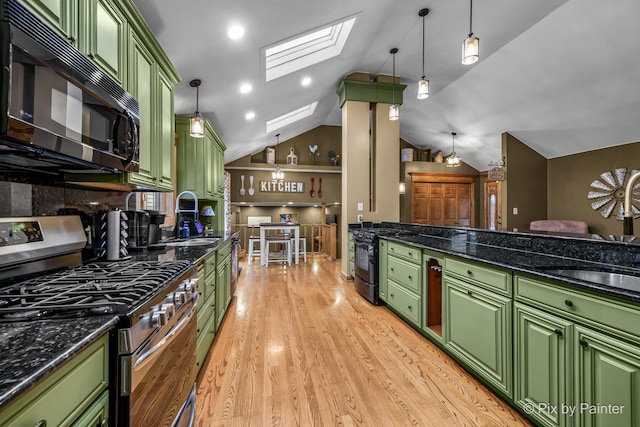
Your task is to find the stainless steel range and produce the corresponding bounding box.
[0,216,199,426]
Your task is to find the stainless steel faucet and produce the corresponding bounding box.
[175,191,199,237]
[623,171,640,235]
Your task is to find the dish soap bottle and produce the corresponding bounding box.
[182,221,190,238]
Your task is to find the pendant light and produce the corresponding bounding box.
[272,133,284,181]
[461,0,479,65]
[417,8,430,100]
[189,79,205,138]
[389,48,399,121]
[446,132,461,167]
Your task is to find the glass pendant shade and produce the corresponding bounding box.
[189,79,205,138]
[389,103,400,121]
[189,113,205,138]
[446,153,461,167]
[446,131,461,167]
[417,78,429,99]
[272,166,284,181]
[462,35,479,65]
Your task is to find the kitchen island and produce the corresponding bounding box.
[358,222,640,427]
[0,230,237,424]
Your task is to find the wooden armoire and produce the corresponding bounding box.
[410,173,475,227]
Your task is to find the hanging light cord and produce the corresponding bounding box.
[392,50,396,103]
[421,14,425,79]
[468,0,474,37]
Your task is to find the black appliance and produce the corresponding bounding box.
[352,226,409,305]
[0,0,140,178]
[0,216,198,426]
[145,210,166,246]
[124,210,149,251]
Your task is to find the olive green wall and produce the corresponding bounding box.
[548,141,640,236]
[503,133,547,231]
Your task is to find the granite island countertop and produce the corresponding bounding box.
[0,230,237,410]
[365,223,640,304]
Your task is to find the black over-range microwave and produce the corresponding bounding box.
[0,0,140,178]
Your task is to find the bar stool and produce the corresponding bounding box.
[265,235,291,266]
[290,236,307,262]
[247,236,261,265]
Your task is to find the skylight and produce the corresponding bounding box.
[266,102,318,133]
[265,16,356,82]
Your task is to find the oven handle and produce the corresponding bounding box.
[134,297,198,370]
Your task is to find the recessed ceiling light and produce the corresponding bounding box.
[301,77,312,86]
[240,202,246,204]
[245,111,256,120]
[228,25,245,40]
[239,83,252,94]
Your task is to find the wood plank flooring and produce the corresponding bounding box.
[195,256,532,426]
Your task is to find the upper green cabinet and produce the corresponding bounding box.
[175,116,226,200]
[19,0,77,43]
[80,0,127,86]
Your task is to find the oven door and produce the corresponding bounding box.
[120,302,197,426]
[353,240,375,284]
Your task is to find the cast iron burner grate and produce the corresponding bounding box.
[0,261,192,321]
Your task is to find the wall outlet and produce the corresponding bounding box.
[513,207,518,215]
[357,214,363,222]
[357,203,364,211]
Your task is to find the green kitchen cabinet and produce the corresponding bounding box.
[0,334,109,426]
[18,0,77,44]
[575,326,640,427]
[514,302,573,427]
[348,232,355,278]
[176,117,226,200]
[444,274,512,398]
[216,241,232,331]
[196,251,217,373]
[155,68,176,190]
[378,239,388,301]
[70,389,109,427]
[386,241,422,329]
[79,0,127,86]
[422,249,444,343]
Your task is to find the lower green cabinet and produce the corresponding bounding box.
[0,334,109,426]
[575,326,640,427]
[70,389,109,427]
[348,232,355,279]
[444,275,512,398]
[514,302,573,427]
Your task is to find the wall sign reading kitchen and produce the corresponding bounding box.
[260,181,305,193]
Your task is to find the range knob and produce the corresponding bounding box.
[171,291,187,305]
[161,303,175,319]
[189,278,200,293]
[150,310,167,328]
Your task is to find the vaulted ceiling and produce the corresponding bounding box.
[132,0,640,171]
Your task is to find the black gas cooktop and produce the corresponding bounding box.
[0,260,192,321]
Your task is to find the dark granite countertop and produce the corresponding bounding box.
[0,230,238,410]
[0,315,119,408]
[368,223,640,304]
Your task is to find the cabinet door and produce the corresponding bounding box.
[216,259,227,330]
[378,239,388,301]
[70,390,109,427]
[205,132,215,198]
[514,303,573,427]
[127,32,155,187]
[19,0,77,43]
[412,182,430,224]
[575,326,640,427]
[82,0,127,85]
[444,276,512,397]
[155,70,175,190]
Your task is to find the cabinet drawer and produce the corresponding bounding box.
[387,281,421,327]
[388,241,422,264]
[349,239,354,253]
[204,252,216,278]
[515,275,640,340]
[445,256,511,295]
[70,389,109,427]
[197,292,216,337]
[0,334,109,427]
[196,306,218,371]
[349,250,354,263]
[388,256,422,294]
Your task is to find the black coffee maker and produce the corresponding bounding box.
[145,210,166,246]
[123,210,150,251]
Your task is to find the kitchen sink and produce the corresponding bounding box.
[545,269,640,292]
[164,238,219,247]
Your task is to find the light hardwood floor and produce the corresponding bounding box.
[196,256,532,426]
